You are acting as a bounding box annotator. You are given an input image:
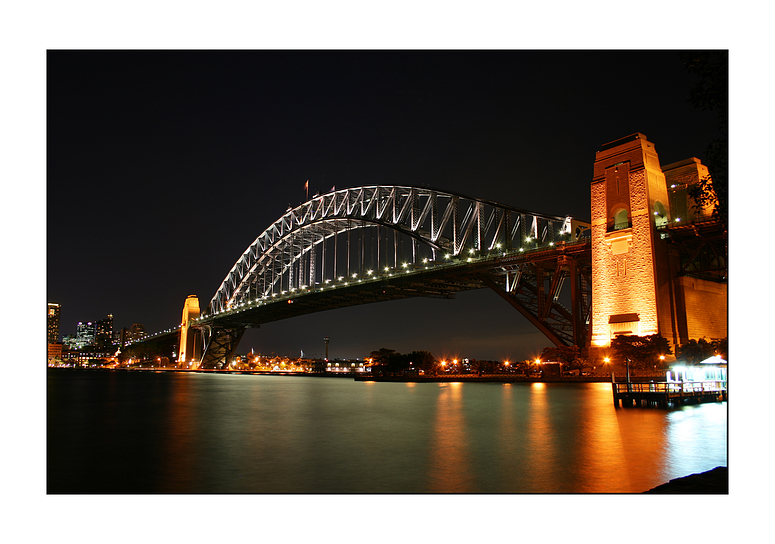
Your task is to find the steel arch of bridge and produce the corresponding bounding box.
[208,185,579,314]
[193,186,592,368]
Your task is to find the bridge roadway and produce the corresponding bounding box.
[125,239,591,364]
[199,239,589,328]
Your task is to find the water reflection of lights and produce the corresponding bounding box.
[428,379,470,492]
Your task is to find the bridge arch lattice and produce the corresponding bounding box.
[207,185,575,316]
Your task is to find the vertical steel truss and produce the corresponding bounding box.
[207,186,572,315]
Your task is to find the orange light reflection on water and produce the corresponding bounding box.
[524,380,555,490]
[573,382,632,492]
[427,382,472,492]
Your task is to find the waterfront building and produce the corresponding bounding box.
[47,302,60,343]
[60,346,115,366]
[48,342,63,361]
[667,355,727,383]
[590,133,727,358]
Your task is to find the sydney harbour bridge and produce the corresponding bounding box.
[126,185,592,367]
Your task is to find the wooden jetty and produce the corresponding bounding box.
[612,380,727,408]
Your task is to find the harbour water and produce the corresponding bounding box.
[47,369,727,493]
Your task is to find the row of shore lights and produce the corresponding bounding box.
[137,235,572,338]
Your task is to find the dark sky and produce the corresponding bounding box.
[47,50,722,361]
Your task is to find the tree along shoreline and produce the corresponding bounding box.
[353,374,666,383]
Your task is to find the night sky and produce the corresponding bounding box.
[46,50,723,361]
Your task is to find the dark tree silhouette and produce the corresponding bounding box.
[407,350,437,374]
[611,334,672,371]
[368,348,437,375]
[682,51,728,227]
[676,338,717,364]
[539,345,588,372]
[712,338,728,360]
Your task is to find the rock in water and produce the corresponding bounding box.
[644,466,728,494]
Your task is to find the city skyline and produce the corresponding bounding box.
[47,50,724,361]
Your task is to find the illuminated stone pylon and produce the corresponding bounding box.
[178,295,200,367]
[589,133,674,354]
[590,133,729,363]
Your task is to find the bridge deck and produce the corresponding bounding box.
[196,240,590,329]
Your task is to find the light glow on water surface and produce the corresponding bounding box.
[47,371,727,493]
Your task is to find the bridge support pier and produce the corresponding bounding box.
[198,325,247,369]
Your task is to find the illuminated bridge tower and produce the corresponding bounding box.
[178,295,201,368]
[589,133,727,359]
[590,134,675,355]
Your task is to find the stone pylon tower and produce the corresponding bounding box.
[589,132,728,362]
[589,133,675,354]
[178,295,201,367]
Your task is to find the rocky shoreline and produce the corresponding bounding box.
[644,466,728,493]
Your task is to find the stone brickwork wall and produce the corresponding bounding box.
[676,277,728,340]
[623,168,659,336]
[591,172,659,347]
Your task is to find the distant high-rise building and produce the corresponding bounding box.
[47,303,61,343]
[95,314,113,346]
[63,334,78,349]
[75,321,95,348]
